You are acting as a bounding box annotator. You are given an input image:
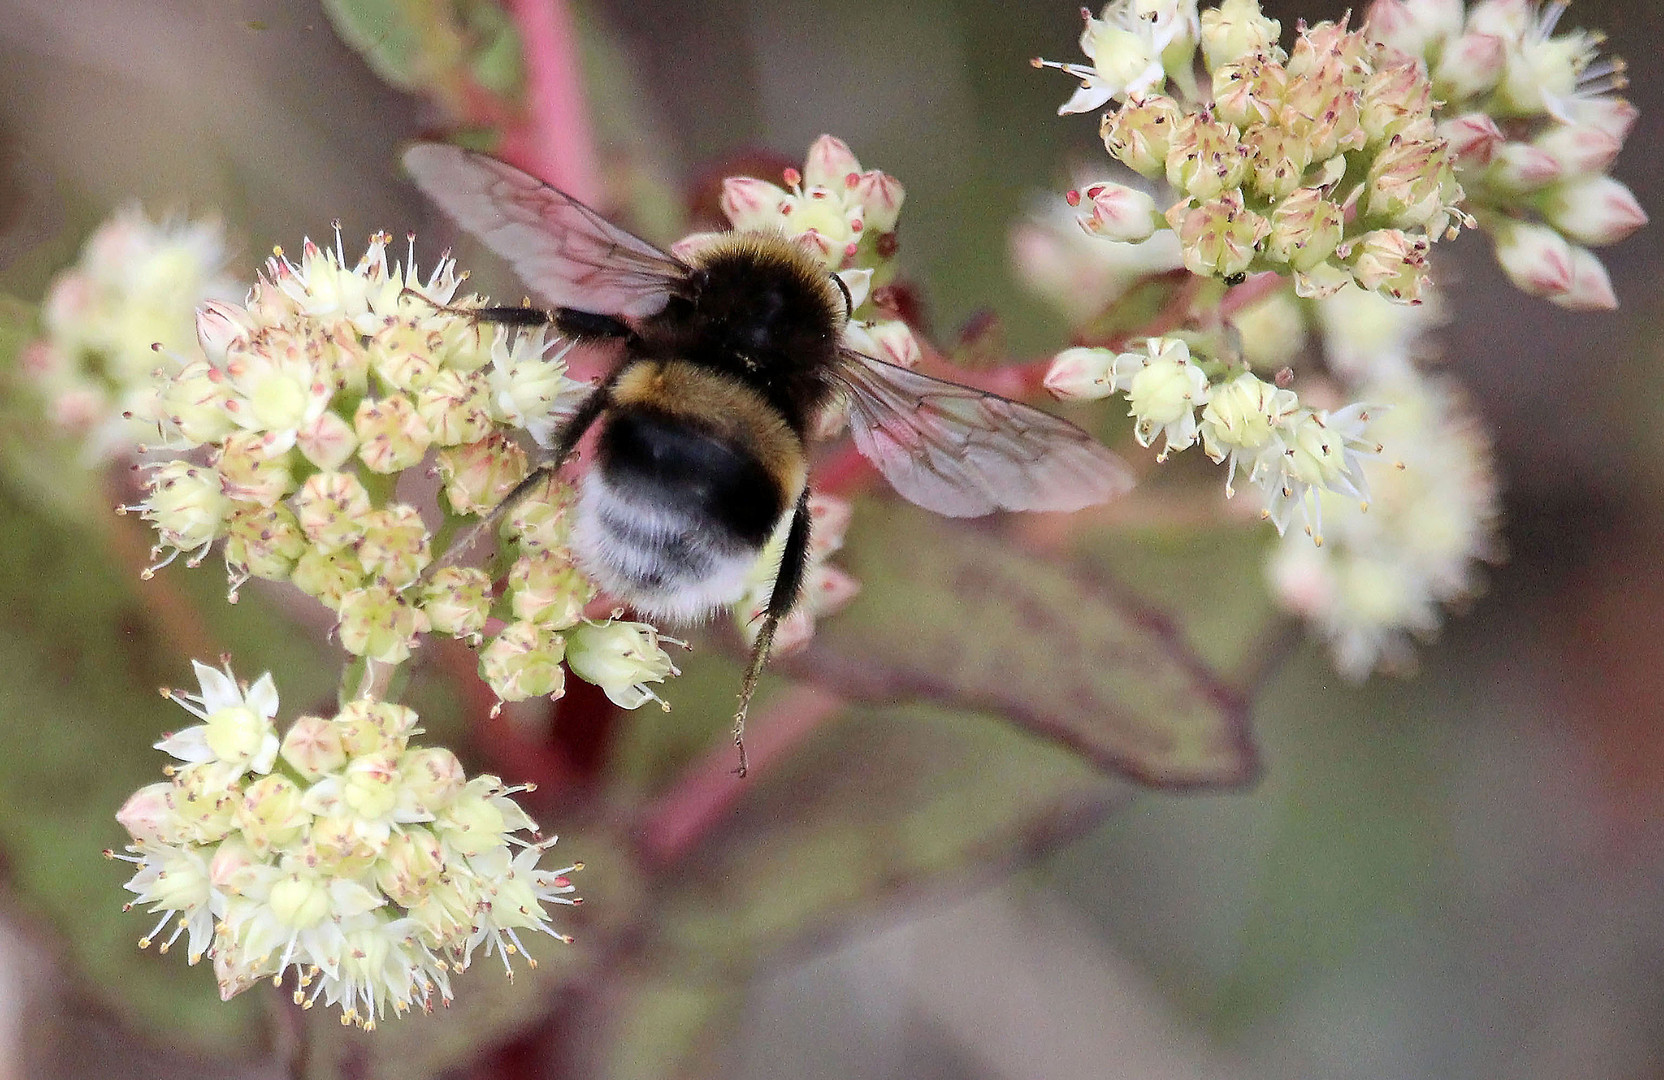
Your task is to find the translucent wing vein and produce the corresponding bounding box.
[838,353,1134,517]
[402,143,685,319]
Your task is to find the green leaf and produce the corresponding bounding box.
[320,0,506,114]
[795,501,1261,788]
[588,966,741,1080]
[648,701,1118,964]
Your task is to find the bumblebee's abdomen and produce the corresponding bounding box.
[572,406,797,622]
[602,410,785,544]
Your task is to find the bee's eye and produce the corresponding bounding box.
[831,273,853,320]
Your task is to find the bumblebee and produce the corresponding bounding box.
[403,143,1131,774]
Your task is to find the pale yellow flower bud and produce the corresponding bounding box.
[439,433,529,516]
[279,714,346,779]
[354,394,431,474]
[214,430,294,506]
[357,505,431,589]
[1200,0,1281,69]
[479,620,566,703]
[292,471,372,552]
[236,774,309,853]
[419,566,492,640]
[144,461,231,554]
[566,620,678,709]
[1102,94,1183,176]
[508,550,594,628]
[336,583,430,664]
[417,368,494,446]
[289,547,365,609]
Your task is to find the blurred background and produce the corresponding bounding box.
[0,0,1661,1077]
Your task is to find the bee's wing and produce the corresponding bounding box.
[836,351,1134,517]
[403,143,686,319]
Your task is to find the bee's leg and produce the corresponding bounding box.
[428,374,617,576]
[731,488,814,778]
[468,304,634,344]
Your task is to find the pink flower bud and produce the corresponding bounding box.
[295,409,357,471]
[1491,141,1564,190]
[117,783,185,844]
[1438,113,1505,166]
[1432,32,1505,100]
[1075,182,1160,242]
[1533,123,1622,177]
[1541,175,1647,246]
[1365,0,1465,57]
[1493,220,1575,299]
[852,171,905,233]
[196,300,252,361]
[804,135,863,191]
[720,177,789,231]
[1549,245,1617,311]
[1045,347,1121,401]
[280,714,346,778]
[1561,97,1639,144]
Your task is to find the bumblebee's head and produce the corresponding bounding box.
[684,232,848,357]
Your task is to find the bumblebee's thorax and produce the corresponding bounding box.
[645,232,846,433]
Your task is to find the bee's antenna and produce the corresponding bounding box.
[831,272,854,320]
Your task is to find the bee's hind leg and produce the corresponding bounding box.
[731,487,814,778]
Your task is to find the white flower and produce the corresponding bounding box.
[485,327,586,448]
[458,839,581,976]
[565,620,681,709]
[1119,336,1210,458]
[1035,0,1200,114]
[27,205,238,459]
[113,842,218,963]
[1268,372,1501,676]
[1254,403,1381,543]
[114,664,582,1026]
[155,660,281,784]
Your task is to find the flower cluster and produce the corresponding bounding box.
[1038,0,1469,303]
[22,206,238,460]
[109,660,580,1027]
[1048,336,1379,542]
[127,230,678,710]
[1269,369,1502,676]
[1367,0,1645,309]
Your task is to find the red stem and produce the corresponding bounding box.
[501,0,601,204]
[1217,270,1287,321]
[636,683,845,866]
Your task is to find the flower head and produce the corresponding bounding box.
[1268,371,1501,676]
[25,206,239,460]
[111,662,581,1027]
[1364,0,1642,308]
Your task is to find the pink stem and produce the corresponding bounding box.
[1217,270,1287,321]
[503,0,601,204]
[636,684,845,865]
